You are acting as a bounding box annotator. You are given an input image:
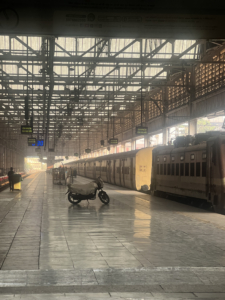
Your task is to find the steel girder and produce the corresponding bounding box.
[0,35,223,155]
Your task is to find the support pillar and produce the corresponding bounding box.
[162,128,168,145]
[144,136,149,148]
[121,142,125,152]
[189,119,197,136]
[0,146,4,175]
[131,139,136,150]
[6,149,11,173]
[12,151,16,171]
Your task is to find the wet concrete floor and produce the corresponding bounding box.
[0,172,225,299]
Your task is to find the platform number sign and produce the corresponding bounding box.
[28,138,36,146]
[21,125,33,134]
[109,138,118,145]
[136,126,148,135]
[37,140,44,147]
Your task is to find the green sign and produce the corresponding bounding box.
[74,153,79,157]
[28,138,36,146]
[136,126,148,135]
[85,148,91,154]
[109,138,118,145]
[21,125,33,134]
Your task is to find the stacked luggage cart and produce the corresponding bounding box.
[52,167,76,185]
[0,172,25,191]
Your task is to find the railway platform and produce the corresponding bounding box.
[0,172,225,299]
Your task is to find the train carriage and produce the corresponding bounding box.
[151,133,225,214]
[65,147,154,191]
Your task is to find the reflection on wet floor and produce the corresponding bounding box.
[0,173,225,271]
[0,173,225,297]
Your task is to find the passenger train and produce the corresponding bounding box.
[64,132,225,214]
[65,147,154,191]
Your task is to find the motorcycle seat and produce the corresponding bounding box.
[68,182,98,195]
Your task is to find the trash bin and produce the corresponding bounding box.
[13,174,22,190]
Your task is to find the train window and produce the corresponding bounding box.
[157,157,160,162]
[157,164,160,175]
[171,156,175,161]
[196,162,200,177]
[122,167,130,174]
[202,153,206,159]
[167,164,170,175]
[185,163,189,176]
[164,164,167,175]
[164,157,167,162]
[160,164,163,175]
[180,155,184,161]
[171,163,175,175]
[190,154,195,160]
[190,163,195,176]
[202,162,206,177]
[180,163,184,176]
[176,163,179,176]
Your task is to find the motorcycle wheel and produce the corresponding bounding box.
[68,192,82,205]
[98,191,110,204]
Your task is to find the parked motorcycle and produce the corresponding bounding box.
[66,177,110,205]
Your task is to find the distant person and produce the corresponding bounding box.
[8,167,14,191]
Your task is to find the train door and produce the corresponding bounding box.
[78,162,81,176]
[130,158,134,189]
[120,159,123,186]
[84,163,86,177]
[93,162,96,179]
[113,160,116,184]
[115,159,121,186]
[107,160,111,183]
[106,161,109,182]
[121,159,125,187]
[207,139,220,204]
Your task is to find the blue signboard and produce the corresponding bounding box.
[37,140,44,146]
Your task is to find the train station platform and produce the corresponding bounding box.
[0,172,225,299]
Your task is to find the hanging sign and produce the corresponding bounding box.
[21,125,33,134]
[136,126,148,135]
[100,140,104,146]
[36,139,44,146]
[74,153,79,157]
[48,148,55,152]
[28,138,36,146]
[109,138,118,145]
[85,148,91,153]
